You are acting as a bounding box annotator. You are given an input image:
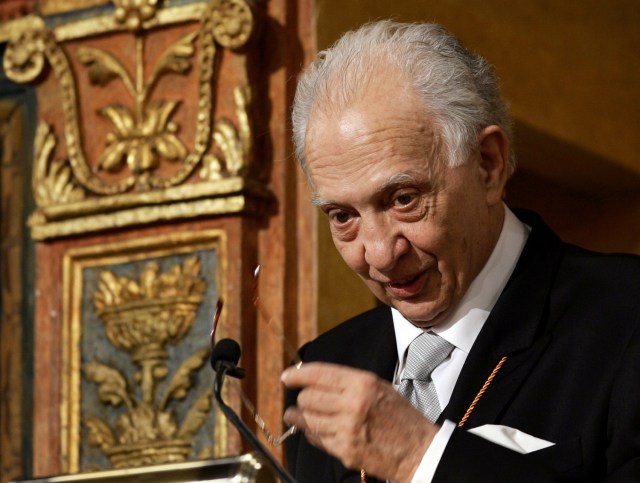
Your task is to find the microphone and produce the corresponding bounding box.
[211,339,297,483]
[211,338,246,379]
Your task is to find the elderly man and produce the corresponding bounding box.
[281,21,640,482]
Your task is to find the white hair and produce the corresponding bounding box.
[292,21,515,176]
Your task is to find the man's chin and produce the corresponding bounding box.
[391,300,449,328]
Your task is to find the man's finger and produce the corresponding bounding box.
[284,406,342,441]
[295,386,347,412]
[281,362,366,388]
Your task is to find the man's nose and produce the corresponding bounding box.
[361,216,408,272]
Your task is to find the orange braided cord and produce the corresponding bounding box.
[458,356,507,428]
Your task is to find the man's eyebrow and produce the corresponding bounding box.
[310,170,433,208]
[310,195,333,208]
[378,172,421,191]
[376,171,436,196]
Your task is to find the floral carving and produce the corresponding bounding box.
[86,257,212,468]
[32,122,85,206]
[94,257,205,356]
[77,31,198,182]
[211,0,255,49]
[3,28,48,83]
[98,101,187,174]
[113,0,160,31]
[201,85,254,179]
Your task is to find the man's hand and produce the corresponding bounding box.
[281,362,439,482]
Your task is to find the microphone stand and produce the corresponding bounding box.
[213,363,298,483]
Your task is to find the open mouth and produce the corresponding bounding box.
[388,273,421,289]
[386,271,426,298]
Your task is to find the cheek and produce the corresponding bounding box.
[403,223,442,257]
[407,223,459,281]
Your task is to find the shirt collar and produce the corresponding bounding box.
[393,206,530,363]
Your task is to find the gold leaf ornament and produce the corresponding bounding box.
[100,105,136,137]
[97,105,136,172]
[139,262,160,298]
[94,270,131,308]
[183,255,202,277]
[85,416,116,451]
[113,0,159,31]
[177,387,213,439]
[97,101,187,174]
[4,28,48,84]
[210,85,253,176]
[199,154,223,180]
[77,47,133,90]
[85,258,210,466]
[142,100,187,161]
[32,122,86,206]
[160,346,210,408]
[149,31,199,84]
[211,0,255,49]
[84,361,133,409]
[157,410,179,439]
[213,119,241,174]
[114,403,170,444]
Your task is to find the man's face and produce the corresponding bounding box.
[304,72,505,327]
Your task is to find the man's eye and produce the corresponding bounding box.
[332,211,351,223]
[394,193,415,207]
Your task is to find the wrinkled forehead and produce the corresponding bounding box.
[306,64,444,150]
[304,98,445,200]
[305,79,442,165]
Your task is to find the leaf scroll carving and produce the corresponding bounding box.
[160,345,210,408]
[148,31,199,89]
[84,361,133,410]
[77,46,134,93]
[177,387,213,438]
[85,415,116,451]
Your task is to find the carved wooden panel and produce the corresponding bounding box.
[2,0,269,241]
[0,0,318,480]
[62,230,227,472]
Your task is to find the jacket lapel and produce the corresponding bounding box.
[441,210,564,427]
[332,307,397,483]
[362,307,398,382]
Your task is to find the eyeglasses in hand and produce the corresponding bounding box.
[210,265,300,446]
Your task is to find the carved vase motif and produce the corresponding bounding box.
[86,256,213,468]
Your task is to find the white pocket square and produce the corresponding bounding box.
[467,424,555,454]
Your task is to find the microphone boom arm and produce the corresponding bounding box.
[213,364,298,483]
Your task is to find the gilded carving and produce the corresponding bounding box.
[33,122,86,206]
[202,85,254,180]
[81,255,217,468]
[200,154,224,181]
[113,0,160,31]
[2,25,47,83]
[29,188,268,240]
[77,31,197,182]
[62,230,229,472]
[210,0,255,49]
[0,0,264,240]
[4,22,135,195]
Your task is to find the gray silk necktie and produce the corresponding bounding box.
[398,331,455,422]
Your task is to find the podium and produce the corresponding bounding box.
[13,454,276,483]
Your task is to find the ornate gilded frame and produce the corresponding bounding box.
[0,0,271,241]
[61,229,228,473]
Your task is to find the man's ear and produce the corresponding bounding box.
[477,125,509,206]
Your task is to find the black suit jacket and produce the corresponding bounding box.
[285,211,640,482]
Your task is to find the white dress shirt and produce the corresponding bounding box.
[391,206,530,482]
